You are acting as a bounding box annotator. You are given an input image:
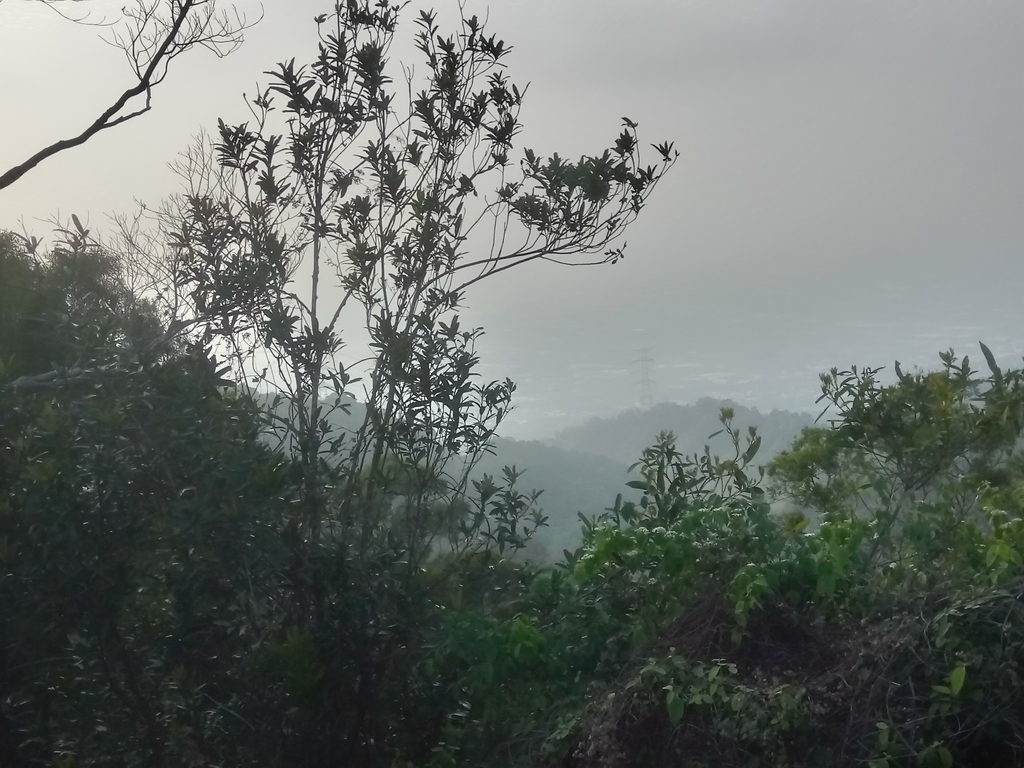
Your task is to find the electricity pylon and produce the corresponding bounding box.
[634,348,655,410]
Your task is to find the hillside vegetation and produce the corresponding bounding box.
[486,402,810,561]
[3,3,1023,766]
[260,395,808,563]
[5,226,1024,766]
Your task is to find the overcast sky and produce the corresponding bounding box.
[2,0,1023,438]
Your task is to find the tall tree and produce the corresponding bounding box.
[127,0,676,582]
[109,2,676,760]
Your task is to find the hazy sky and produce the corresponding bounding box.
[2,0,1023,438]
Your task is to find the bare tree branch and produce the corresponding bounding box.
[16,0,117,28]
[0,0,258,192]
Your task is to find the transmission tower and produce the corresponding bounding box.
[634,348,655,410]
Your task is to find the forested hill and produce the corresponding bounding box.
[548,398,813,466]
[475,437,636,561]
[254,395,810,561]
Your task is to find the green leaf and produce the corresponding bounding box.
[741,434,762,464]
[816,574,836,597]
[986,543,1000,567]
[876,722,889,747]
[938,746,953,768]
[666,689,685,725]
[980,341,1002,386]
[950,665,966,696]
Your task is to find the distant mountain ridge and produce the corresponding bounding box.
[548,398,813,468]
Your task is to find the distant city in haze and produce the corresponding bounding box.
[477,242,1024,440]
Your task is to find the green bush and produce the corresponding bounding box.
[418,350,1024,768]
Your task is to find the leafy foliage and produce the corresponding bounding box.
[8,230,1024,768]
[771,347,1024,593]
[403,350,1024,768]
[0,274,292,766]
[0,227,161,381]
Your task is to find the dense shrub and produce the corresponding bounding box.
[417,352,1024,768]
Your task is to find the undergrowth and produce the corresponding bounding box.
[413,349,1024,768]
